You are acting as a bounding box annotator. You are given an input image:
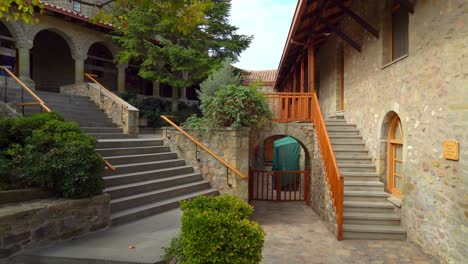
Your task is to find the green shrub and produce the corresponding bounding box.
[0,114,104,197]
[164,195,265,264]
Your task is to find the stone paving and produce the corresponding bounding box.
[251,201,436,264]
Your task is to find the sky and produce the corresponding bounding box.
[229,0,297,71]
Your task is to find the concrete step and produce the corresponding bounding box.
[344,181,384,191]
[81,127,123,134]
[336,155,373,164]
[325,122,355,128]
[105,159,186,176]
[343,212,401,226]
[338,163,376,172]
[332,142,366,148]
[104,152,178,165]
[333,149,369,156]
[62,116,114,124]
[344,190,389,202]
[107,173,204,200]
[327,126,359,132]
[111,185,218,225]
[104,165,195,187]
[74,121,117,127]
[96,145,171,156]
[89,133,138,139]
[96,138,163,149]
[330,137,364,143]
[341,172,381,181]
[344,201,396,213]
[343,224,406,240]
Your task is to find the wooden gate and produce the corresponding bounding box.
[249,168,310,204]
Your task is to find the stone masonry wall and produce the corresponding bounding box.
[0,194,110,259]
[164,128,250,200]
[316,1,467,263]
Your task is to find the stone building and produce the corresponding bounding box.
[241,69,278,93]
[0,0,197,102]
[270,0,467,263]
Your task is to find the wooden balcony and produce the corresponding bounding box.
[265,92,314,123]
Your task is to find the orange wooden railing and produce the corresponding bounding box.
[265,92,314,122]
[85,73,130,109]
[0,66,51,113]
[249,168,310,204]
[161,115,247,180]
[310,92,344,240]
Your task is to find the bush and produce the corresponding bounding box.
[0,113,104,198]
[163,195,265,264]
[185,85,271,130]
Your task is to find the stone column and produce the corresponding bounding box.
[171,86,179,112]
[16,41,34,87]
[73,54,87,83]
[152,80,160,97]
[180,87,187,101]
[117,63,128,93]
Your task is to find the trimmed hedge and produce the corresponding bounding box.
[164,195,265,264]
[0,112,104,198]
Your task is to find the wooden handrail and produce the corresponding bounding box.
[160,115,247,180]
[266,92,314,122]
[0,66,51,112]
[310,92,343,240]
[84,73,129,109]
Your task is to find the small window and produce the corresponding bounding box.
[391,2,409,60]
[73,1,81,12]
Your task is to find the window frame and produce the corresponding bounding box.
[387,115,404,198]
[390,1,409,62]
[72,1,81,12]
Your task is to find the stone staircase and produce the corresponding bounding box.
[4,88,218,225]
[326,116,406,240]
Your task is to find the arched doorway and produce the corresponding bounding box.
[86,42,117,91]
[387,114,404,197]
[0,22,17,75]
[31,30,75,92]
[250,135,310,203]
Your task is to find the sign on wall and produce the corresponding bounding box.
[443,141,459,161]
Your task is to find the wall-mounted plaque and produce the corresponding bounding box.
[443,141,459,161]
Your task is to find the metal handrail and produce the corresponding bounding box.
[0,66,51,112]
[84,73,130,109]
[160,115,247,180]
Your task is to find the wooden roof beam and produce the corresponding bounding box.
[393,0,414,14]
[320,17,361,52]
[328,0,379,38]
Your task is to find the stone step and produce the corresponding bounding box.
[111,185,218,225]
[327,127,359,132]
[343,224,406,240]
[96,145,171,156]
[106,172,203,200]
[62,115,114,123]
[329,137,364,143]
[333,149,369,156]
[104,165,195,187]
[338,163,376,172]
[336,155,373,164]
[104,152,178,165]
[344,181,384,191]
[325,120,348,124]
[343,212,401,226]
[341,172,381,181]
[89,133,138,139]
[81,127,123,134]
[344,201,396,213]
[96,138,163,149]
[344,190,389,202]
[74,121,117,127]
[328,131,360,137]
[105,159,186,176]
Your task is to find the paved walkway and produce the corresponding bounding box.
[251,201,435,264]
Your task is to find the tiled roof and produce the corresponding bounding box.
[41,1,114,29]
[243,69,278,86]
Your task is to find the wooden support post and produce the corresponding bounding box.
[308,47,315,93]
[292,66,297,92]
[300,57,305,93]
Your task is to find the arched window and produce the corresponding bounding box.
[388,115,403,197]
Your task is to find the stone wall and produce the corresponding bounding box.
[163,128,250,200]
[0,194,110,259]
[61,83,139,134]
[0,102,20,118]
[315,1,467,263]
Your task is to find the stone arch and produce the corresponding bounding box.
[0,20,25,41]
[30,27,79,59]
[85,40,119,58]
[85,41,118,90]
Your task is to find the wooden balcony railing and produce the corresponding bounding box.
[265,92,314,123]
[310,92,344,241]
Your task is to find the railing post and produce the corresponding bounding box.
[305,169,310,205]
[248,167,253,202]
[276,171,281,201]
[3,74,7,103]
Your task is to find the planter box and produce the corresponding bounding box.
[0,188,52,206]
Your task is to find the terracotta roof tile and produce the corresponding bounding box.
[243,69,278,86]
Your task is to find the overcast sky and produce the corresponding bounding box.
[229,0,297,71]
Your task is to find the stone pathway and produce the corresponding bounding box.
[251,201,435,264]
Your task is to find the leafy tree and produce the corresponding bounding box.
[109,0,252,111]
[197,59,241,107]
[0,0,44,24]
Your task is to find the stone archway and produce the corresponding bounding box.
[86,42,117,90]
[0,22,17,74]
[31,29,75,92]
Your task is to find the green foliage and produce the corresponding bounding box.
[120,92,201,127]
[163,195,265,264]
[185,85,271,131]
[197,59,241,106]
[0,113,104,197]
[0,0,44,24]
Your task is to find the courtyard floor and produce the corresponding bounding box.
[251,201,435,264]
